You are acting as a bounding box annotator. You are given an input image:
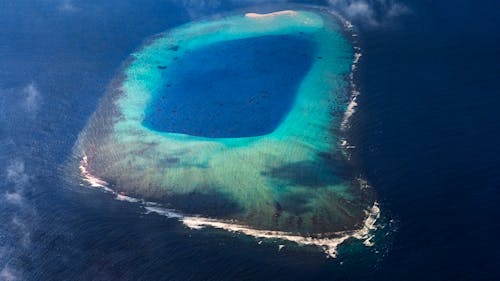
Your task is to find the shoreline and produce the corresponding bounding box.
[79,153,380,258]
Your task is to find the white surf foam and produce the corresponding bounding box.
[199,202,377,258]
[79,155,111,190]
[341,50,362,131]
[79,156,380,258]
[144,206,184,219]
[115,193,141,203]
[332,11,362,132]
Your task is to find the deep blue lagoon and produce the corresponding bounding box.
[144,35,314,138]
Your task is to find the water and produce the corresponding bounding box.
[144,35,314,138]
[1,1,500,280]
[76,9,369,238]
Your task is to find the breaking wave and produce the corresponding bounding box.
[79,154,380,258]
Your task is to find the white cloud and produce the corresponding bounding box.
[386,2,411,18]
[344,1,377,25]
[11,216,31,248]
[328,0,411,27]
[59,0,78,13]
[6,160,29,188]
[22,83,41,115]
[0,266,19,281]
[4,192,23,205]
[2,159,35,250]
[178,0,222,19]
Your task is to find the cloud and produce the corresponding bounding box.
[0,82,41,278]
[4,191,23,205]
[11,216,31,248]
[2,159,35,252]
[0,82,42,124]
[328,0,411,27]
[58,0,79,13]
[22,83,41,115]
[6,160,29,188]
[0,85,40,281]
[177,0,224,19]
[386,2,411,18]
[344,1,377,25]
[0,266,20,281]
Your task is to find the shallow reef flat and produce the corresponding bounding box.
[73,9,376,237]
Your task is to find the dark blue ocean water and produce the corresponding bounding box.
[144,35,314,138]
[1,1,500,280]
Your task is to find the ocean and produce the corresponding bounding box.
[1,1,499,280]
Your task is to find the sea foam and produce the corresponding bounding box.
[80,156,380,258]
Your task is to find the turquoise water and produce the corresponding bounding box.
[143,34,315,138]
